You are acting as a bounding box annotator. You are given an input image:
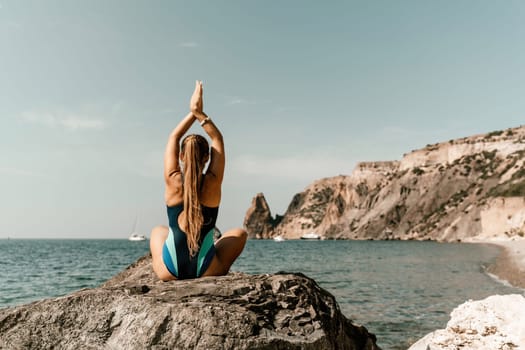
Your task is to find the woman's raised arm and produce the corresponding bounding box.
[164,112,196,187]
[191,81,225,185]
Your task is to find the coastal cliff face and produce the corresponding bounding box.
[0,255,380,350]
[244,126,525,241]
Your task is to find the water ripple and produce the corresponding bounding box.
[1,239,523,349]
[233,240,524,349]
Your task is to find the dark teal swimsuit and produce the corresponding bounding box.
[162,203,218,279]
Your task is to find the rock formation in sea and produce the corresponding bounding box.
[244,126,525,241]
[244,192,281,239]
[408,294,525,350]
[0,254,380,350]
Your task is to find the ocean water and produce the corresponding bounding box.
[0,239,523,349]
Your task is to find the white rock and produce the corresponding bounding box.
[408,294,525,350]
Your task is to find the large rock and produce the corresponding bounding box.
[408,294,525,350]
[0,254,380,350]
[244,193,281,239]
[245,125,525,241]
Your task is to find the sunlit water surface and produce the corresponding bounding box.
[1,239,522,349]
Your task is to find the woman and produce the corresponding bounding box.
[150,81,247,280]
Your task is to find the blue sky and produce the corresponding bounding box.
[1,1,524,238]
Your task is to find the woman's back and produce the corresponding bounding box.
[149,81,246,281]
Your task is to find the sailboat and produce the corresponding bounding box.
[128,215,147,241]
[128,233,147,241]
[300,232,321,240]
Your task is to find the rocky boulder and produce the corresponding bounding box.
[0,254,380,350]
[408,294,525,350]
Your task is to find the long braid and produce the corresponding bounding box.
[181,134,209,256]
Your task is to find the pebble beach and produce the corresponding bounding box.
[485,238,525,289]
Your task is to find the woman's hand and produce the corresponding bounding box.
[190,80,204,116]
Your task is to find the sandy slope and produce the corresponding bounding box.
[467,237,525,289]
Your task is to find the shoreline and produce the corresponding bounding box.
[468,237,525,290]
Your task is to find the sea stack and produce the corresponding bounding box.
[244,192,281,239]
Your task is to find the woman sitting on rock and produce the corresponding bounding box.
[150,81,247,280]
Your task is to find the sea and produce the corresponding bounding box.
[0,239,523,350]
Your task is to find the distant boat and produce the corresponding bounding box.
[300,232,321,240]
[128,233,147,241]
[128,214,147,241]
[273,235,285,242]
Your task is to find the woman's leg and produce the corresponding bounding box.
[149,225,176,281]
[202,228,247,277]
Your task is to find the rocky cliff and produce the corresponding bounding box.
[244,193,283,239]
[0,254,380,350]
[244,126,525,241]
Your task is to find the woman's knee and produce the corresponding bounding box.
[224,228,247,240]
[239,229,247,243]
[150,225,169,257]
[236,228,248,246]
[151,225,168,238]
